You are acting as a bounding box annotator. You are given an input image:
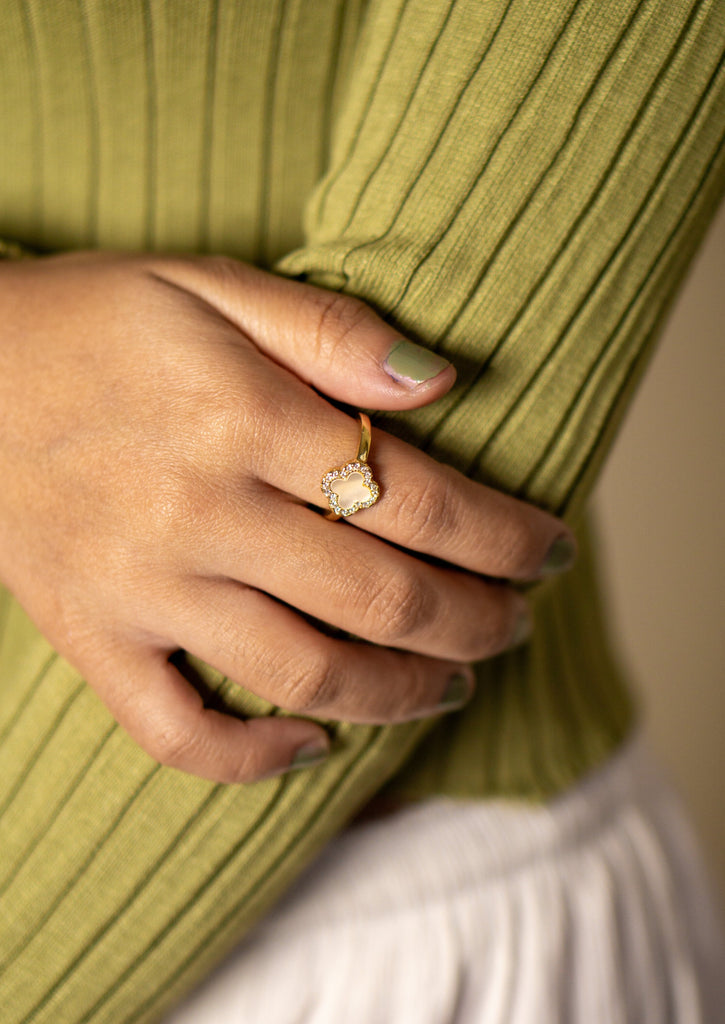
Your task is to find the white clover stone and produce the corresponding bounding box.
[321,461,380,517]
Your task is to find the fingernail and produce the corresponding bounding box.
[435,669,475,712]
[511,611,532,648]
[288,740,330,771]
[540,535,577,577]
[383,339,452,387]
[261,741,330,781]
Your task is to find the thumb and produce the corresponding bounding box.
[151,256,456,410]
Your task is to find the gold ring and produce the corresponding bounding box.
[321,412,381,520]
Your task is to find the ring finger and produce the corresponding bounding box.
[241,365,574,582]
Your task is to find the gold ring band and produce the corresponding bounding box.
[321,412,381,520]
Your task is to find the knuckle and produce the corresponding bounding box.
[198,381,265,460]
[150,721,199,768]
[494,517,542,577]
[395,470,459,546]
[196,381,277,481]
[309,290,372,369]
[283,651,339,713]
[476,600,516,657]
[143,463,212,550]
[364,572,435,645]
[228,746,267,786]
[144,254,247,306]
[142,409,264,550]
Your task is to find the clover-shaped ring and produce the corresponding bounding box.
[321,412,381,520]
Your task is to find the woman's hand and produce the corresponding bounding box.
[0,252,575,783]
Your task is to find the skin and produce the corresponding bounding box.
[0,251,576,784]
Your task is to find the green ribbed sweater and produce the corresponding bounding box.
[0,1,723,1021]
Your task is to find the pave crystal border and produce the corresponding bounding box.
[320,461,380,518]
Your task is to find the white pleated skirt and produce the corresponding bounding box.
[167,737,725,1024]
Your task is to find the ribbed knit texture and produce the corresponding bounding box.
[0,1,723,1021]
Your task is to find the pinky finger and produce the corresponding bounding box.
[80,643,331,784]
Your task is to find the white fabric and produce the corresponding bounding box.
[166,738,725,1024]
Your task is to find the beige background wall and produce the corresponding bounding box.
[595,197,725,899]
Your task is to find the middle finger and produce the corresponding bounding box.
[207,492,529,664]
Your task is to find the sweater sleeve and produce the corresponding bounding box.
[1,4,724,1024]
[274,0,725,521]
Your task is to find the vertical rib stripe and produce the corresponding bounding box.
[0,722,117,898]
[318,0,349,180]
[255,0,286,265]
[0,651,57,747]
[0,681,86,821]
[0,766,161,976]
[575,516,635,735]
[474,36,724,490]
[423,0,702,452]
[17,1,44,236]
[560,158,725,517]
[547,589,591,773]
[315,0,412,224]
[541,120,725,510]
[341,0,581,306]
[197,0,219,252]
[335,0,519,279]
[77,0,100,244]
[335,0,460,236]
[18,787,223,1024]
[141,0,157,249]
[417,0,652,343]
[553,125,725,513]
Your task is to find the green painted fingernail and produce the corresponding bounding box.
[540,535,577,576]
[511,611,532,648]
[258,742,330,781]
[260,741,327,778]
[383,339,452,386]
[287,741,329,772]
[437,671,474,711]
